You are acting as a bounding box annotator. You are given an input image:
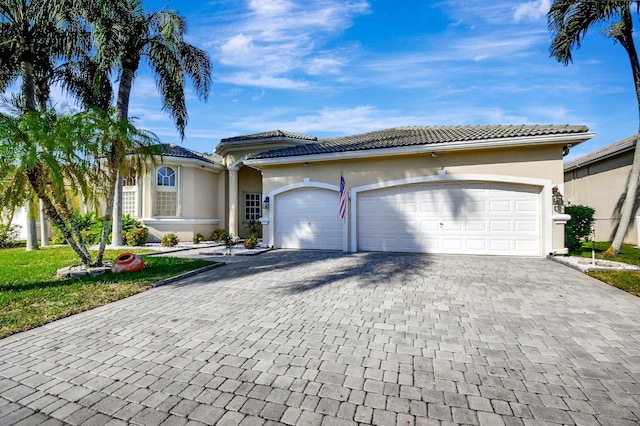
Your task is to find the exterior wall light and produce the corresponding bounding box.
[262,196,270,210]
[552,186,564,213]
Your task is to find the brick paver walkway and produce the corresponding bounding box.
[1,251,639,425]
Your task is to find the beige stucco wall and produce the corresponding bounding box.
[564,151,638,245]
[139,161,223,242]
[258,145,566,256]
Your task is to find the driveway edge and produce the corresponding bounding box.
[152,261,226,287]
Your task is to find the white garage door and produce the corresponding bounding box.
[275,188,343,250]
[358,182,541,256]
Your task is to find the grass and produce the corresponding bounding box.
[0,246,213,338]
[571,241,640,296]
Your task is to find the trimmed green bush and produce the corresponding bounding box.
[244,234,258,249]
[124,227,149,246]
[565,205,595,253]
[161,232,179,247]
[210,227,228,242]
[194,232,204,244]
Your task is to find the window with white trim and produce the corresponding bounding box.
[155,166,177,216]
[122,168,138,217]
[244,193,261,221]
[157,166,176,187]
[122,190,137,217]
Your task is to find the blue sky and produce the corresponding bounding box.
[13,0,640,160]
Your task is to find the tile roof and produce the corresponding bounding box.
[220,130,318,143]
[248,124,589,159]
[564,134,637,171]
[158,143,222,165]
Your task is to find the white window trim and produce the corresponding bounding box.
[243,192,262,222]
[153,165,181,217]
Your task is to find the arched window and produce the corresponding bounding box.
[155,166,178,216]
[157,166,176,187]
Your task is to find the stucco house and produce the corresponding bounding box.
[15,124,594,257]
[564,135,638,246]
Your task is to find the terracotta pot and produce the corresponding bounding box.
[112,252,144,274]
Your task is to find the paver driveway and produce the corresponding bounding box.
[1,251,639,426]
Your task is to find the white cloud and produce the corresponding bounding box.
[227,105,421,136]
[220,72,310,90]
[513,0,551,22]
[202,0,370,89]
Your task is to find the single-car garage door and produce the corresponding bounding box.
[358,182,541,256]
[275,188,343,250]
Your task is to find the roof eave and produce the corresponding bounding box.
[244,132,596,167]
[158,156,225,171]
[215,137,316,156]
[564,139,636,172]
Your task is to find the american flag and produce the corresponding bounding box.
[339,175,347,220]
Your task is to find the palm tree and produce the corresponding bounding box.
[0,107,159,266]
[95,0,211,246]
[0,0,85,250]
[548,0,640,256]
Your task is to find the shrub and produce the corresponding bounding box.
[244,234,258,249]
[565,205,595,252]
[210,227,228,242]
[224,233,235,250]
[161,232,179,247]
[51,232,67,245]
[124,227,149,246]
[244,219,261,238]
[0,224,20,248]
[194,233,204,244]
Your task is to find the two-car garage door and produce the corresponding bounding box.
[274,182,541,256]
[357,182,540,256]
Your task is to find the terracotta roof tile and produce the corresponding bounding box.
[248,124,589,159]
[564,135,637,171]
[220,130,318,143]
[158,143,222,165]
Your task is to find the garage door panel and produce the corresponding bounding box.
[490,200,511,212]
[515,220,537,232]
[515,200,537,212]
[466,239,487,251]
[358,182,541,256]
[276,189,342,250]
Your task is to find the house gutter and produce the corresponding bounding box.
[244,132,596,167]
[564,139,636,172]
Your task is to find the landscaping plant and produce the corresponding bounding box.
[161,233,179,247]
[244,234,258,249]
[210,228,228,242]
[565,205,595,253]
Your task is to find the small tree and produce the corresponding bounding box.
[565,205,595,252]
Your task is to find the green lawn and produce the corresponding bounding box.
[572,242,640,296]
[0,246,213,338]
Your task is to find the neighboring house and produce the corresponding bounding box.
[13,124,594,256]
[564,135,638,246]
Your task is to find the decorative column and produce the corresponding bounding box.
[228,166,239,237]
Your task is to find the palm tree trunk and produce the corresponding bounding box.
[25,203,39,251]
[606,7,640,256]
[111,67,135,247]
[95,171,117,266]
[26,167,92,265]
[21,60,40,251]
